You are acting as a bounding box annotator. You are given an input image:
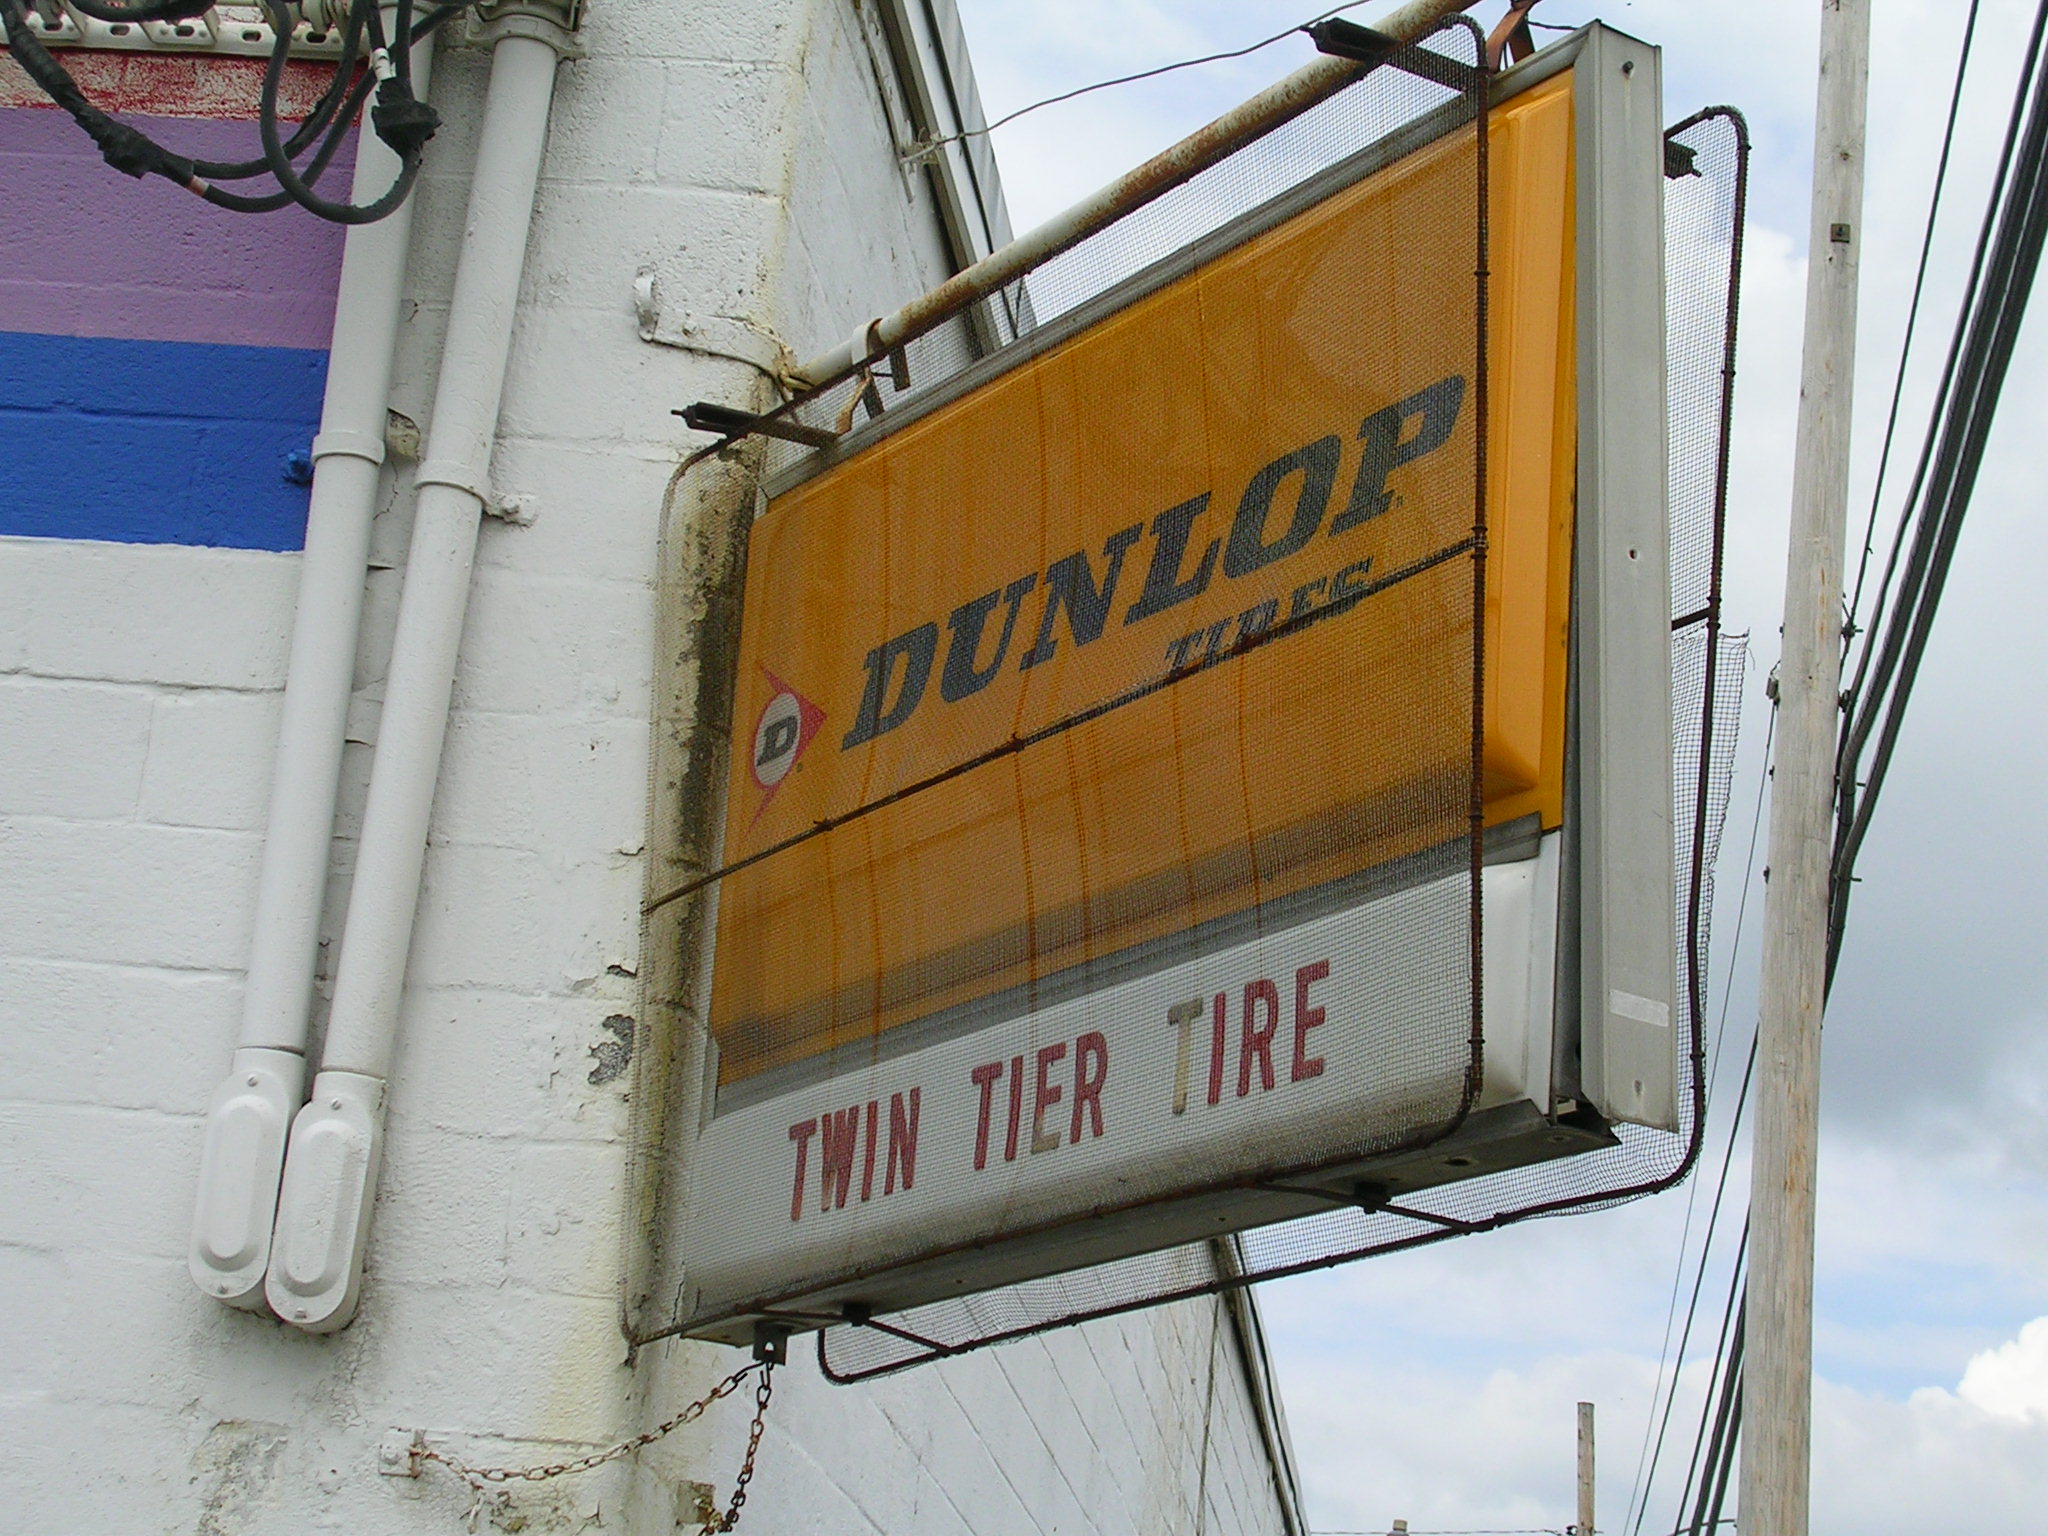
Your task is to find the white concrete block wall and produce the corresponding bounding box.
[0,3,1301,1532]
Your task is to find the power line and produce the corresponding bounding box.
[1663,6,2048,1515]
[1676,1224,1745,1536]
[909,0,1422,161]
[1832,0,2048,971]
[1845,0,1984,628]
[1625,702,1771,1536]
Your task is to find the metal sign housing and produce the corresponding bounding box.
[676,27,1670,1344]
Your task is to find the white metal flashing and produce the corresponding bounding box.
[1567,24,1678,1130]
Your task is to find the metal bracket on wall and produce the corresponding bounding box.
[633,267,800,384]
[462,0,584,55]
[15,2,349,57]
[677,401,837,451]
[1308,17,1483,92]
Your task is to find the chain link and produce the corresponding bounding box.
[411,1360,775,1533]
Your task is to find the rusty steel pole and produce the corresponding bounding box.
[790,0,1490,390]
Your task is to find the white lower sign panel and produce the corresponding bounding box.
[679,843,1564,1337]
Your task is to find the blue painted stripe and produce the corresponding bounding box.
[0,330,326,551]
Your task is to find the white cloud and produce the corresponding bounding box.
[1276,1344,1671,1535]
[1956,1317,2048,1422]
[1808,1370,2048,1535]
[1265,1307,2048,1536]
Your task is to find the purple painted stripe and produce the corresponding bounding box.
[0,107,349,350]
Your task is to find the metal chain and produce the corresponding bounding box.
[710,1368,775,1532]
[412,1360,775,1533]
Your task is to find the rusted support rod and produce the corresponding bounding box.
[787,0,1488,390]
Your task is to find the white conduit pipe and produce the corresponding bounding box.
[189,30,437,1312]
[265,26,569,1332]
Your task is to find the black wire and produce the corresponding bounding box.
[395,0,417,85]
[239,0,431,223]
[1844,7,2042,719]
[1832,0,2048,970]
[911,0,1401,158]
[3,0,474,223]
[1842,0,2048,723]
[1673,1223,1746,1536]
[1694,1355,1742,1536]
[0,0,196,185]
[1845,0,1982,630]
[197,81,368,212]
[251,0,389,222]
[194,78,362,181]
[1627,704,1771,1536]
[1671,6,2048,1523]
[1696,17,2048,1440]
[409,2,472,35]
[1631,1041,1758,1535]
[190,0,370,180]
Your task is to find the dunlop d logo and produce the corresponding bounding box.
[749,669,824,807]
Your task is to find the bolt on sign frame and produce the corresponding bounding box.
[669,24,1671,1348]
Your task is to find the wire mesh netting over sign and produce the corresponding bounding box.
[646,19,1491,1349]
[791,102,1750,1384]
[629,26,1747,1373]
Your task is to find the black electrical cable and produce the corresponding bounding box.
[1663,11,2048,1524]
[1,0,197,186]
[1685,24,2048,1442]
[198,87,366,213]
[0,0,473,223]
[1845,4,2043,715]
[1845,0,1982,631]
[194,70,368,181]
[1842,0,2048,723]
[393,0,416,85]
[188,5,378,210]
[248,0,426,224]
[197,0,376,210]
[1832,0,2048,970]
[1627,704,1771,1536]
[1672,1222,1747,1536]
[1693,1358,1742,1536]
[189,1,371,180]
[1628,1041,1757,1536]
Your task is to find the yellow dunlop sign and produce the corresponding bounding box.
[673,24,1681,1347]
[710,73,1577,1093]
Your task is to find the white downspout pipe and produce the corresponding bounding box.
[266,16,573,1333]
[189,30,436,1311]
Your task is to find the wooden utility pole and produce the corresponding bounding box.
[1576,1401,1595,1536]
[1744,3,1871,1533]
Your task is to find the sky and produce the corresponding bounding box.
[945,2,2048,1532]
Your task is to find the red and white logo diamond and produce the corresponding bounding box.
[749,667,825,805]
